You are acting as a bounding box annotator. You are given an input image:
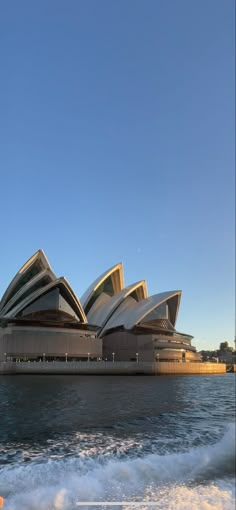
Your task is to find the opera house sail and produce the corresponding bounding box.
[0,250,201,363]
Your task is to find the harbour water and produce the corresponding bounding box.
[0,374,235,509]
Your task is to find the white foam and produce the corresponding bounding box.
[142,481,235,510]
[0,424,235,510]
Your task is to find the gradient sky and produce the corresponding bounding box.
[0,0,235,351]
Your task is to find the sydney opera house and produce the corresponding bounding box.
[0,250,201,363]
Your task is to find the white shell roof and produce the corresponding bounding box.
[87,292,112,324]
[99,296,140,332]
[102,290,181,331]
[96,281,147,334]
[4,277,87,323]
[0,268,57,315]
[0,250,184,334]
[0,249,51,311]
[80,262,124,309]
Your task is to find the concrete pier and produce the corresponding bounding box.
[0,360,226,375]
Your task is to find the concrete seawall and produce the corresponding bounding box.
[0,361,226,375]
[153,361,227,375]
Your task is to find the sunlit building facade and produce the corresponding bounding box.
[0,250,201,362]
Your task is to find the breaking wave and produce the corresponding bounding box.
[0,423,235,510]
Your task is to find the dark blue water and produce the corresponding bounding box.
[0,374,235,509]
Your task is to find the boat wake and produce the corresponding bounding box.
[0,423,235,510]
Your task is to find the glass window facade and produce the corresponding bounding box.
[7,276,51,312]
[5,263,42,305]
[140,302,168,323]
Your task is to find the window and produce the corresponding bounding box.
[6,263,42,305]
[7,276,51,312]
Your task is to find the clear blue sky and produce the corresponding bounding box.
[0,0,235,350]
